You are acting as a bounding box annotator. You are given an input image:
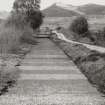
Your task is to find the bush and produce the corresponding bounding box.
[20,27,38,45]
[5,12,28,29]
[0,24,33,54]
[0,24,22,54]
[70,16,88,35]
[90,28,105,46]
[0,11,37,54]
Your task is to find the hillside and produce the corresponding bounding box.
[43,3,105,17]
[42,3,80,17]
[78,4,105,15]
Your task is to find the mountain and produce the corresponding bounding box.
[78,4,105,15]
[42,3,80,17]
[55,3,85,15]
[0,11,10,19]
[42,3,105,17]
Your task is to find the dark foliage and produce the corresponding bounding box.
[12,0,43,30]
[89,27,105,46]
[70,16,88,35]
[26,9,44,30]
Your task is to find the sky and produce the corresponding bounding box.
[0,0,105,11]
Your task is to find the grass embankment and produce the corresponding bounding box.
[51,32,105,94]
[0,15,37,95]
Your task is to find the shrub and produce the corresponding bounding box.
[3,11,36,53]
[98,27,105,39]
[0,24,22,54]
[90,28,105,46]
[5,12,28,29]
[20,26,38,45]
[70,16,89,35]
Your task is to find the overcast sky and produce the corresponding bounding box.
[0,0,105,11]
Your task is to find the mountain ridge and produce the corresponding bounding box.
[42,3,80,17]
[78,3,105,15]
[43,3,105,17]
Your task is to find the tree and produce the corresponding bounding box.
[26,9,43,29]
[12,0,43,30]
[70,16,88,35]
[13,0,41,13]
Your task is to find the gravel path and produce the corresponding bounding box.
[0,38,104,105]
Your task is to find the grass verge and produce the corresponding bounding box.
[51,33,105,95]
